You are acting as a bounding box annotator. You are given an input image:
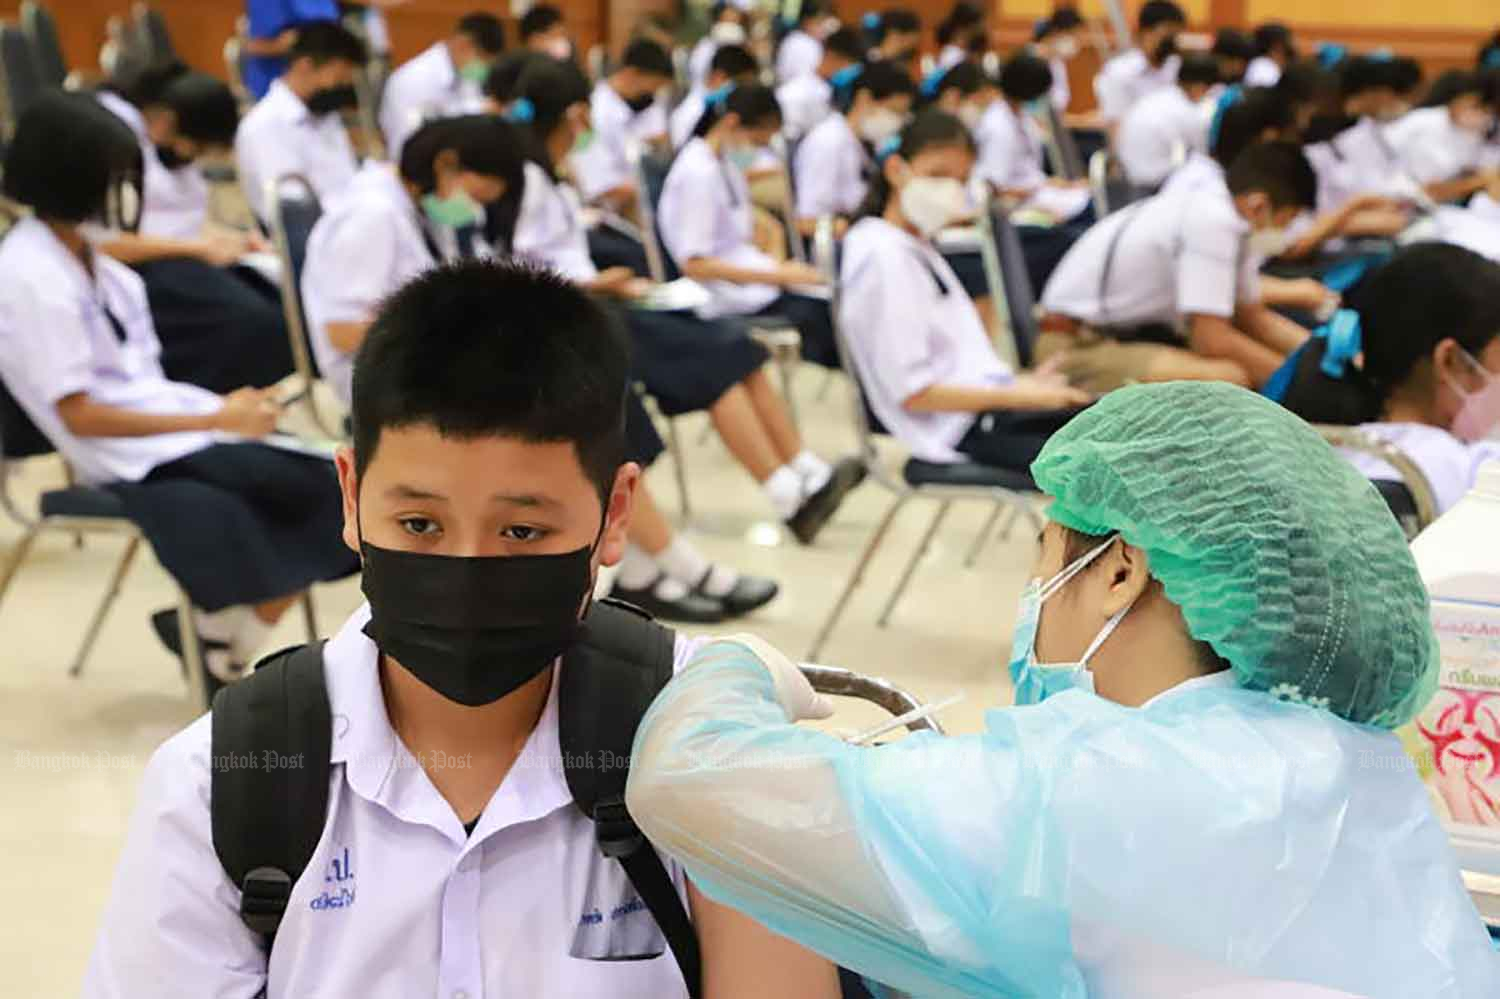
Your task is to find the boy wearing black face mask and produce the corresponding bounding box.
[235,19,366,225]
[1093,0,1185,131]
[573,38,676,216]
[84,259,840,998]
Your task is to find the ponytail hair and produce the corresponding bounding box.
[510,56,591,174]
[854,108,974,220]
[692,82,782,139]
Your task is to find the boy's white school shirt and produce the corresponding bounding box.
[235,78,359,225]
[793,112,868,219]
[82,604,702,998]
[378,41,486,161]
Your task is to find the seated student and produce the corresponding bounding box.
[688,1,750,90]
[573,39,675,216]
[776,26,864,141]
[793,61,916,229]
[1247,22,1296,87]
[1039,142,1316,392]
[82,259,841,997]
[235,20,365,225]
[1302,54,1425,215]
[1385,70,1499,203]
[1279,243,1500,515]
[0,93,356,688]
[239,0,338,101]
[863,8,922,73]
[379,11,506,160]
[1117,52,1219,189]
[520,3,572,61]
[923,58,996,132]
[661,85,840,368]
[840,111,1091,474]
[1032,7,1086,118]
[511,59,864,547]
[935,2,985,71]
[671,44,758,150]
[1211,28,1254,86]
[776,0,830,83]
[94,64,294,394]
[1093,0,1184,130]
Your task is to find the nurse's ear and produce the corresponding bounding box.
[1098,540,1151,619]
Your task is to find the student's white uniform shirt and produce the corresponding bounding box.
[1344,422,1500,516]
[300,162,437,405]
[975,98,1050,193]
[1158,149,1223,196]
[96,91,209,240]
[1116,85,1206,188]
[688,37,718,89]
[937,44,965,71]
[794,113,868,219]
[1244,55,1281,87]
[236,78,359,223]
[1383,106,1487,186]
[1093,49,1179,124]
[776,29,823,82]
[1040,179,1259,327]
[1303,117,1404,213]
[379,41,486,161]
[82,604,701,999]
[0,218,220,484]
[659,137,780,318]
[574,82,665,203]
[839,218,1013,462]
[513,161,599,283]
[776,73,834,140]
[670,89,706,150]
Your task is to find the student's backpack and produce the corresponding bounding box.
[209,598,702,998]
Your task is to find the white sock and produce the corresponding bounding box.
[764,465,805,519]
[194,606,251,683]
[792,450,832,494]
[657,538,741,598]
[616,543,662,590]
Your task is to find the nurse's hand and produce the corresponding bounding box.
[707,634,835,723]
[773,261,827,287]
[214,388,280,438]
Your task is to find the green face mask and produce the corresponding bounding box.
[460,60,491,84]
[572,128,596,154]
[421,189,485,228]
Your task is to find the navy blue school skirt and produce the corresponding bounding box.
[617,307,770,417]
[110,443,359,612]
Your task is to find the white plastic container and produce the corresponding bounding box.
[1403,461,1500,877]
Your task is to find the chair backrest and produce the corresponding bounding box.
[266,174,324,384]
[989,210,1040,368]
[132,3,176,65]
[771,133,806,262]
[0,23,44,138]
[630,143,680,283]
[813,216,890,473]
[1313,424,1439,540]
[19,2,64,90]
[0,377,52,461]
[1041,101,1084,181]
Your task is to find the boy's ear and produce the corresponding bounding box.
[335,446,362,556]
[597,462,641,569]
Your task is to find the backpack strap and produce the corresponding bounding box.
[210,642,332,949]
[559,599,701,998]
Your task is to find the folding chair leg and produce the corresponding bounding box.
[69,535,141,677]
[964,501,1008,569]
[0,524,41,608]
[807,493,909,661]
[665,416,692,522]
[178,588,208,709]
[300,590,318,643]
[878,500,951,628]
[0,481,33,529]
[778,356,800,430]
[995,502,1024,542]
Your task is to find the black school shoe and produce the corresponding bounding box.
[785,456,868,545]
[610,577,729,624]
[150,608,239,706]
[695,569,780,617]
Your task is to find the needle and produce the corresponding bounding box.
[849,692,965,745]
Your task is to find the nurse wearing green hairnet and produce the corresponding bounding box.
[626,382,1500,998]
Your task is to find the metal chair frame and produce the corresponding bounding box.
[265,173,339,438]
[0,20,42,142]
[1313,425,1439,538]
[1087,148,1112,218]
[806,216,1042,661]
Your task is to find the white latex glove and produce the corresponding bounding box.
[716,633,835,722]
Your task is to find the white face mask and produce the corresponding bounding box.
[958,102,986,130]
[898,175,968,237]
[710,21,747,46]
[1053,36,1080,60]
[1248,226,1291,259]
[857,107,906,145]
[543,37,572,61]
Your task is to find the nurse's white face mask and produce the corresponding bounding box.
[1008,534,1137,705]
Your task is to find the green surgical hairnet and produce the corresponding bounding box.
[1031,382,1438,728]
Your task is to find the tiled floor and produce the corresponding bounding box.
[0,377,1039,995]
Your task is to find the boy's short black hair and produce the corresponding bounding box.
[457,12,506,55]
[1138,1,1185,32]
[1422,69,1483,108]
[1179,52,1222,87]
[1212,28,1254,63]
[1254,22,1293,56]
[1276,59,1337,106]
[161,71,240,146]
[1225,139,1315,210]
[823,27,865,63]
[930,60,986,100]
[3,90,142,223]
[621,38,673,78]
[520,4,564,40]
[1041,7,1084,37]
[999,52,1052,102]
[855,59,917,102]
[1211,86,1293,167]
[352,260,631,503]
[484,50,548,103]
[398,114,526,197]
[796,0,824,24]
[710,44,759,80]
[290,20,367,66]
[879,8,922,35]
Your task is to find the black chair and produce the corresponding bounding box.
[1040,101,1085,181]
[806,216,1043,660]
[1313,425,1439,541]
[19,2,65,90]
[132,2,177,66]
[974,196,1042,370]
[0,22,44,138]
[266,173,337,437]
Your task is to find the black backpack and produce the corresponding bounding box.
[208,599,701,998]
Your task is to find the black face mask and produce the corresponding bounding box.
[306,84,359,115]
[360,534,598,706]
[1153,34,1179,63]
[624,92,657,114]
[155,144,193,171]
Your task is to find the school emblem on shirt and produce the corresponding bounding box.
[310,846,356,911]
[569,849,666,960]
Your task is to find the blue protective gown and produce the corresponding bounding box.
[626,642,1500,998]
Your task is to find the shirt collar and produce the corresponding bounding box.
[268,78,314,125]
[96,91,148,142]
[426,40,460,91]
[1141,669,1239,709]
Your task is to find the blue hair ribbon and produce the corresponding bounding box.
[830,64,863,90]
[1316,43,1347,70]
[1319,308,1363,379]
[506,97,534,124]
[875,134,901,161]
[920,65,949,99]
[705,82,736,111]
[862,12,881,31]
[1369,48,1394,62]
[1206,84,1243,153]
[1486,49,1500,70]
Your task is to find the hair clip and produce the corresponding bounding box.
[862,12,881,31]
[705,82,735,110]
[920,66,948,99]
[1317,43,1348,69]
[830,64,863,91]
[506,97,535,123]
[1319,309,1363,379]
[876,134,902,160]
